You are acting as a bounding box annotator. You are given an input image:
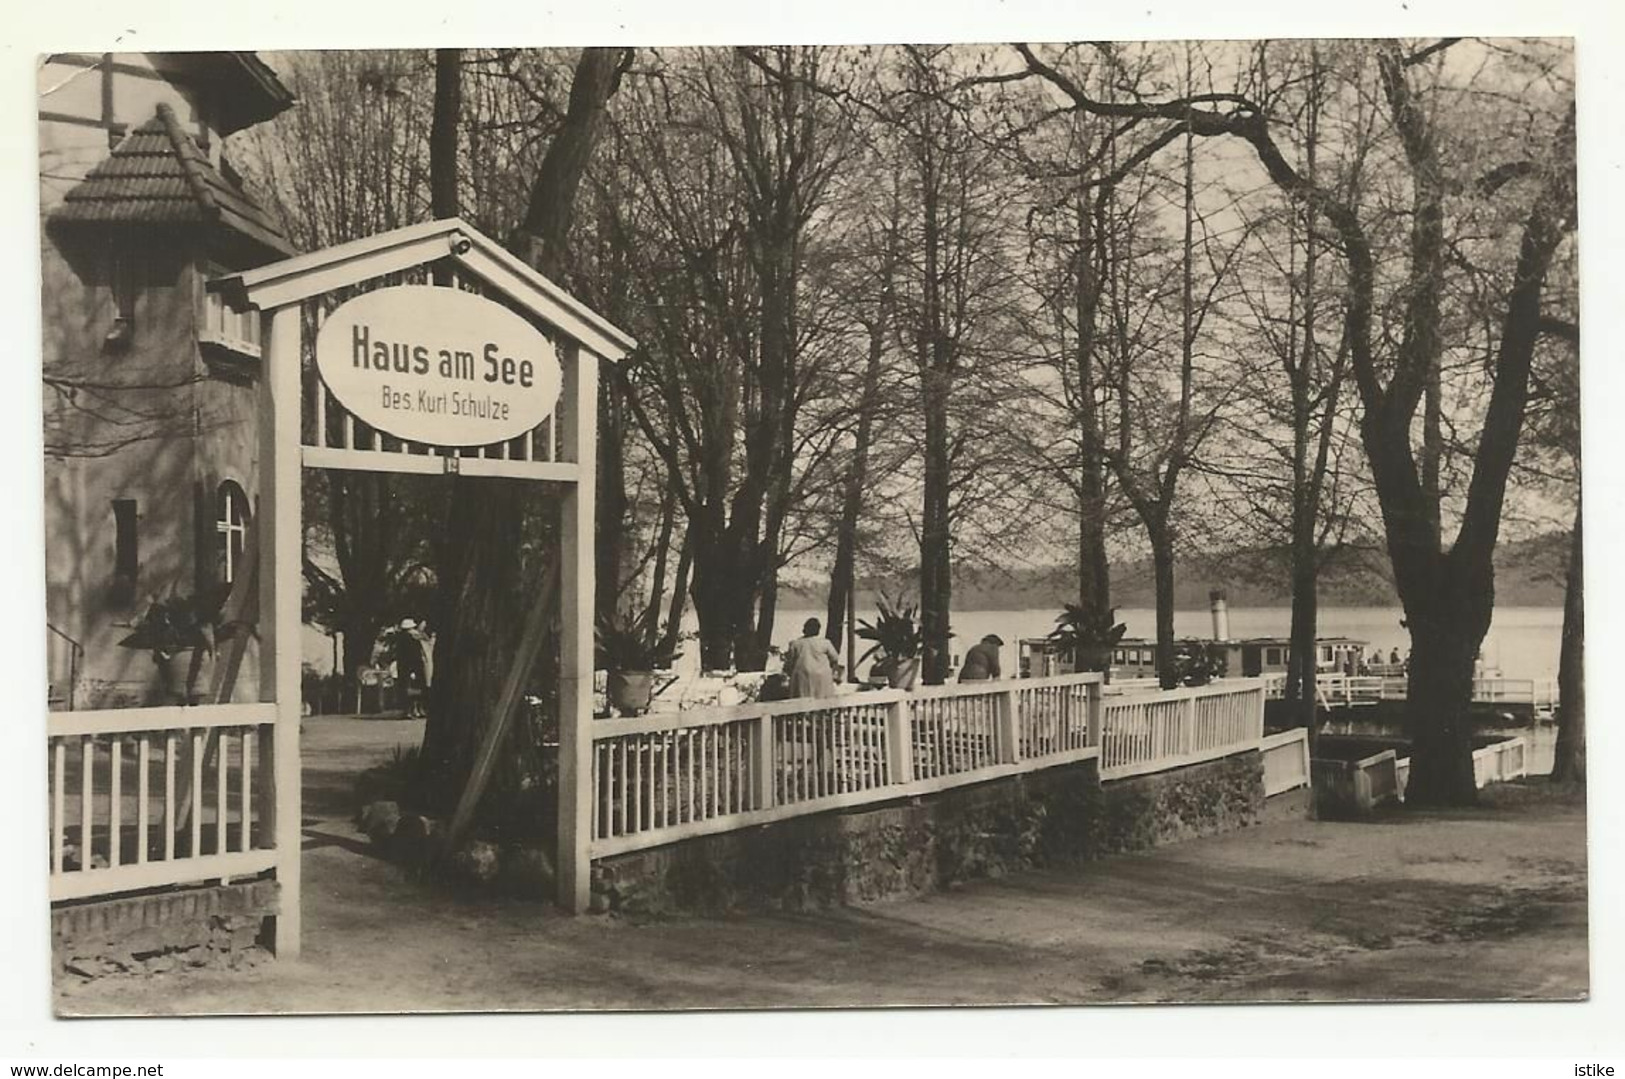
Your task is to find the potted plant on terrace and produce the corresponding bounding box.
[856,596,935,690]
[595,607,677,717]
[1046,603,1128,677]
[1168,642,1226,688]
[119,593,215,705]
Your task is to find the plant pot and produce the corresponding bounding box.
[1074,644,1112,674]
[887,657,920,690]
[607,669,655,716]
[154,648,213,705]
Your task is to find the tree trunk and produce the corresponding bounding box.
[418,46,627,814]
[1148,522,1177,689]
[690,546,745,671]
[430,50,461,219]
[660,528,693,664]
[1552,502,1584,782]
[825,504,858,654]
[749,559,780,671]
[827,314,884,654]
[642,472,678,632]
[596,375,628,619]
[1401,600,1483,806]
[1284,200,1331,747]
[516,48,627,265]
[1285,532,1320,746]
[339,613,383,711]
[920,367,953,684]
[429,49,461,289]
[420,477,528,810]
[1075,196,1111,618]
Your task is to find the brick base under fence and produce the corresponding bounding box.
[52,878,279,980]
[593,750,1288,915]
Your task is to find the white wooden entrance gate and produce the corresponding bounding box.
[224,218,634,949]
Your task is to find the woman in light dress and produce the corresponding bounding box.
[783,617,841,699]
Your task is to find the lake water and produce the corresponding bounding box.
[773,605,1565,683]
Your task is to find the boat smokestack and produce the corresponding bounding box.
[1209,589,1230,641]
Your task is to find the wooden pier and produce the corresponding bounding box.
[1262,673,1558,723]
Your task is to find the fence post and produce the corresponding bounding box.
[751,711,775,811]
[556,342,597,915]
[261,302,302,958]
[1185,692,1197,755]
[1086,678,1103,749]
[885,697,913,785]
[997,685,1020,764]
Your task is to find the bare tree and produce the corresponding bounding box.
[1016,38,1577,803]
[609,47,849,671]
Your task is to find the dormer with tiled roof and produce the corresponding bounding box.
[51,102,294,260]
[38,52,295,228]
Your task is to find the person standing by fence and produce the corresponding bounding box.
[784,618,841,699]
[958,634,1004,682]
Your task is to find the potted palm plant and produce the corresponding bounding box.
[119,593,215,705]
[1046,604,1128,677]
[856,596,932,689]
[595,607,677,717]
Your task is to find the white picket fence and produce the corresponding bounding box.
[1472,736,1530,788]
[1096,681,1266,780]
[46,704,285,903]
[1392,736,1528,801]
[1260,727,1313,797]
[588,674,1269,858]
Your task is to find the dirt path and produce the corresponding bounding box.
[57,719,1587,1014]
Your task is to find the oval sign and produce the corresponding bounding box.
[315,285,561,446]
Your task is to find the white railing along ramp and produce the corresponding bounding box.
[588,674,1271,859]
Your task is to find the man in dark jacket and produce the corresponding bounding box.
[958,634,1004,682]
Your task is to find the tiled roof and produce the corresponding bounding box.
[50,103,295,257]
[146,52,295,135]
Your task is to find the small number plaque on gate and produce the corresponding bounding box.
[315,285,562,446]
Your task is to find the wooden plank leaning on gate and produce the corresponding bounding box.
[440,556,562,856]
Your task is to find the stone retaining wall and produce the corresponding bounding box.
[53,878,279,980]
[595,749,1286,915]
[1095,751,1267,854]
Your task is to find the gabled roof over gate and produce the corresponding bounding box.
[214,217,636,362]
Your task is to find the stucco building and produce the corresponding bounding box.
[41,52,295,708]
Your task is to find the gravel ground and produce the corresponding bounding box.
[56,717,1587,1014]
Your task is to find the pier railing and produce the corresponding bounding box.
[587,674,1270,858]
[46,704,289,903]
[1263,672,1557,713]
